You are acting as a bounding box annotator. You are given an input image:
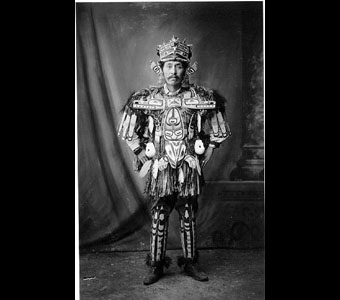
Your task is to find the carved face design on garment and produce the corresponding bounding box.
[165,140,186,169]
[163,107,186,168]
[163,107,184,140]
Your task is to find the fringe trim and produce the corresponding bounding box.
[145,253,172,269]
[144,161,201,201]
[177,251,199,267]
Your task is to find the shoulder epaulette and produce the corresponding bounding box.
[128,86,165,111]
[131,88,151,99]
[125,88,152,109]
[191,84,213,100]
[181,84,215,110]
[211,89,227,112]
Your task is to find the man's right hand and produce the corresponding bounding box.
[137,149,149,164]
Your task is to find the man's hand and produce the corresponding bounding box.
[201,146,214,168]
[137,149,149,164]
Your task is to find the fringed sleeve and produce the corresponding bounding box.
[117,90,150,168]
[203,90,232,148]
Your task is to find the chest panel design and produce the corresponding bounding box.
[163,107,184,141]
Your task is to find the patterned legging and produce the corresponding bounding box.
[150,196,198,262]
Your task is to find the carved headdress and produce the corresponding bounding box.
[157,36,192,63]
[150,36,198,85]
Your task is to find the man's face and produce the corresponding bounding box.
[162,61,185,87]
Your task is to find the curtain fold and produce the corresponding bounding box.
[77,4,150,247]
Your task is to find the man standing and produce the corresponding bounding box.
[118,36,231,285]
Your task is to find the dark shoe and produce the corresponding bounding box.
[143,264,163,285]
[184,261,209,281]
[143,254,172,285]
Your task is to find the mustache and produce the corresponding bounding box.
[167,75,179,79]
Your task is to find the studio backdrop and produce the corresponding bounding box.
[76,2,263,251]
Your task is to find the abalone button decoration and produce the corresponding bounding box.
[145,142,156,158]
[194,139,205,155]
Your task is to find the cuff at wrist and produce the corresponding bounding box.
[209,141,220,148]
[133,147,143,155]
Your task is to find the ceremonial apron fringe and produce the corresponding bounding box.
[145,160,200,201]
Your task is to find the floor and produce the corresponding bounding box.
[79,249,264,300]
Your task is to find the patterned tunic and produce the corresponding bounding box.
[118,84,231,201]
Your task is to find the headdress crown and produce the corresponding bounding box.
[157,36,192,63]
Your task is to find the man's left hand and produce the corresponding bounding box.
[201,146,214,169]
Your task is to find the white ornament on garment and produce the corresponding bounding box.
[148,116,154,134]
[178,167,184,184]
[194,139,205,155]
[139,160,152,178]
[158,157,168,171]
[152,159,159,179]
[184,155,196,169]
[145,142,156,158]
[195,156,201,176]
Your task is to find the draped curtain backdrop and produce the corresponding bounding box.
[77,2,261,250]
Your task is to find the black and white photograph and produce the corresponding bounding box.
[76,1,264,299]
